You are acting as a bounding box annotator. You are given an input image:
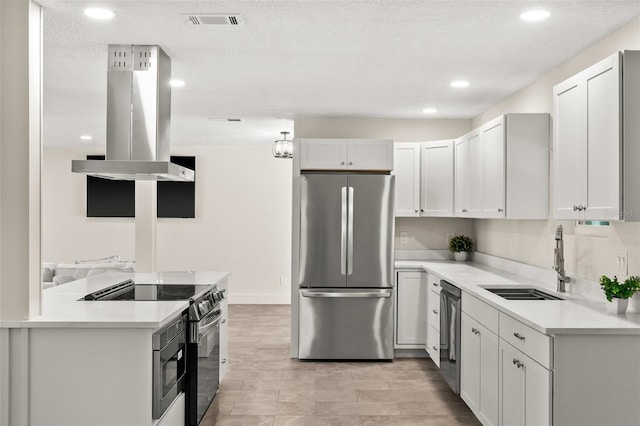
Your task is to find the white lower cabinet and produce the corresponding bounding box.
[499,339,552,426]
[219,296,229,383]
[461,313,499,426]
[395,271,427,348]
[425,273,441,365]
[461,295,499,426]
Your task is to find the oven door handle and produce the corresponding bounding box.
[198,311,222,335]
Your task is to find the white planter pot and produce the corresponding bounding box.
[454,252,468,262]
[628,293,640,313]
[605,298,629,314]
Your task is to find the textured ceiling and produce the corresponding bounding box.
[38,0,640,147]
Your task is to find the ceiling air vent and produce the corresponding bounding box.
[186,14,244,26]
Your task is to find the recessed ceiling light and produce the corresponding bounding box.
[169,79,185,87]
[80,135,93,141]
[520,10,550,22]
[84,8,115,20]
[422,108,438,114]
[450,80,470,88]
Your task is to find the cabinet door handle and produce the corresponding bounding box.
[573,205,579,211]
[462,209,469,212]
[513,332,525,341]
[512,358,523,368]
[221,358,227,364]
[420,209,424,212]
[471,327,477,333]
[433,309,438,314]
[222,319,226,324]
[349,161,353,166]
[432,283,438,287]
[415,209,419,213]
[498,208,504,212]
[341,161,346,165]
[432,346,437,351]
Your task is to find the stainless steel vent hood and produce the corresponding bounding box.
[72,45,194,182]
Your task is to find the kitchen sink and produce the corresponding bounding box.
[483,287,564,301]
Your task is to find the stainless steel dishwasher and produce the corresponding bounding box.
[439,280,461,394]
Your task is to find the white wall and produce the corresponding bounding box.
[42,144,292,304]
[472,16,640,281]
[294,117,475,250]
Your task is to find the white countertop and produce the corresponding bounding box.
[396,260,640,335]
[18,270,230,329]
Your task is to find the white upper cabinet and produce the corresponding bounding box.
[347,139,394,170]
[480,117,506,219]
[393,140,454,217]
[300,138,393,171]
[454,130,482,218]
[480,114,550,220]
[421,140,454,216]
[553,51,640,221]
[393,143,421,216]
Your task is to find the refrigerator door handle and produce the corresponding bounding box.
[341,186,347,275]
[301,290,392,298]
[347,186,354,275]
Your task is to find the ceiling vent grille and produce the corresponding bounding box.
[186,14,244,26]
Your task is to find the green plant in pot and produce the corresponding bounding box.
[599,275,640,314]
[449,235,473,262]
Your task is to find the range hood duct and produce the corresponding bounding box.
[72,45,194,182]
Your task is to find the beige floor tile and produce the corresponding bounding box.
[231,401,316,416]
[219,378,244,391]
[241,379,316,391]
[361,415,479,425]
[204,415,275,426]
[279,390,358,403]
[274,415,361,425]
[316,402,400,416]
[217,390,280,403]
[355,389,436,402]
[316,379,389,391]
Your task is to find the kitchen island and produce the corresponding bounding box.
[17,271,229,426]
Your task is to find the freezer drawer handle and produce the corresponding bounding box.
[301,290,392,298]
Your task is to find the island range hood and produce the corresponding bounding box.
[72,45,194,182]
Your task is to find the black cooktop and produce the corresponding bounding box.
[82,279,211,301]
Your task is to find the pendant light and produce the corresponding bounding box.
[272,131,293,159]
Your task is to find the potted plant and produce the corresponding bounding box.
[627,276,640,313]
[599,275,640,314]
[449,234,473,262]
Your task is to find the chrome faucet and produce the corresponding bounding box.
[553,225,571,292]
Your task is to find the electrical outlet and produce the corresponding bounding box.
[615,252,628,275]
[280,277,288,287]
[400,232,408,244]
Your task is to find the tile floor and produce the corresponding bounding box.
[201,304,480,426]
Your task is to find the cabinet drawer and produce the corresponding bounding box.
[499,312,552,369]
[428,290,441,332]
[427,274,442,295]
[426,325,440,368]
[462,292,499,333]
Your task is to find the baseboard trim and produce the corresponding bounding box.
[228,294,291,304]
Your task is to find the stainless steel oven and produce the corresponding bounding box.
[152,313,187,419]
[439,280,461,394]
[187,288,224,426]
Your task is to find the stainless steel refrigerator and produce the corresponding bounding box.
[297,173,395,360]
